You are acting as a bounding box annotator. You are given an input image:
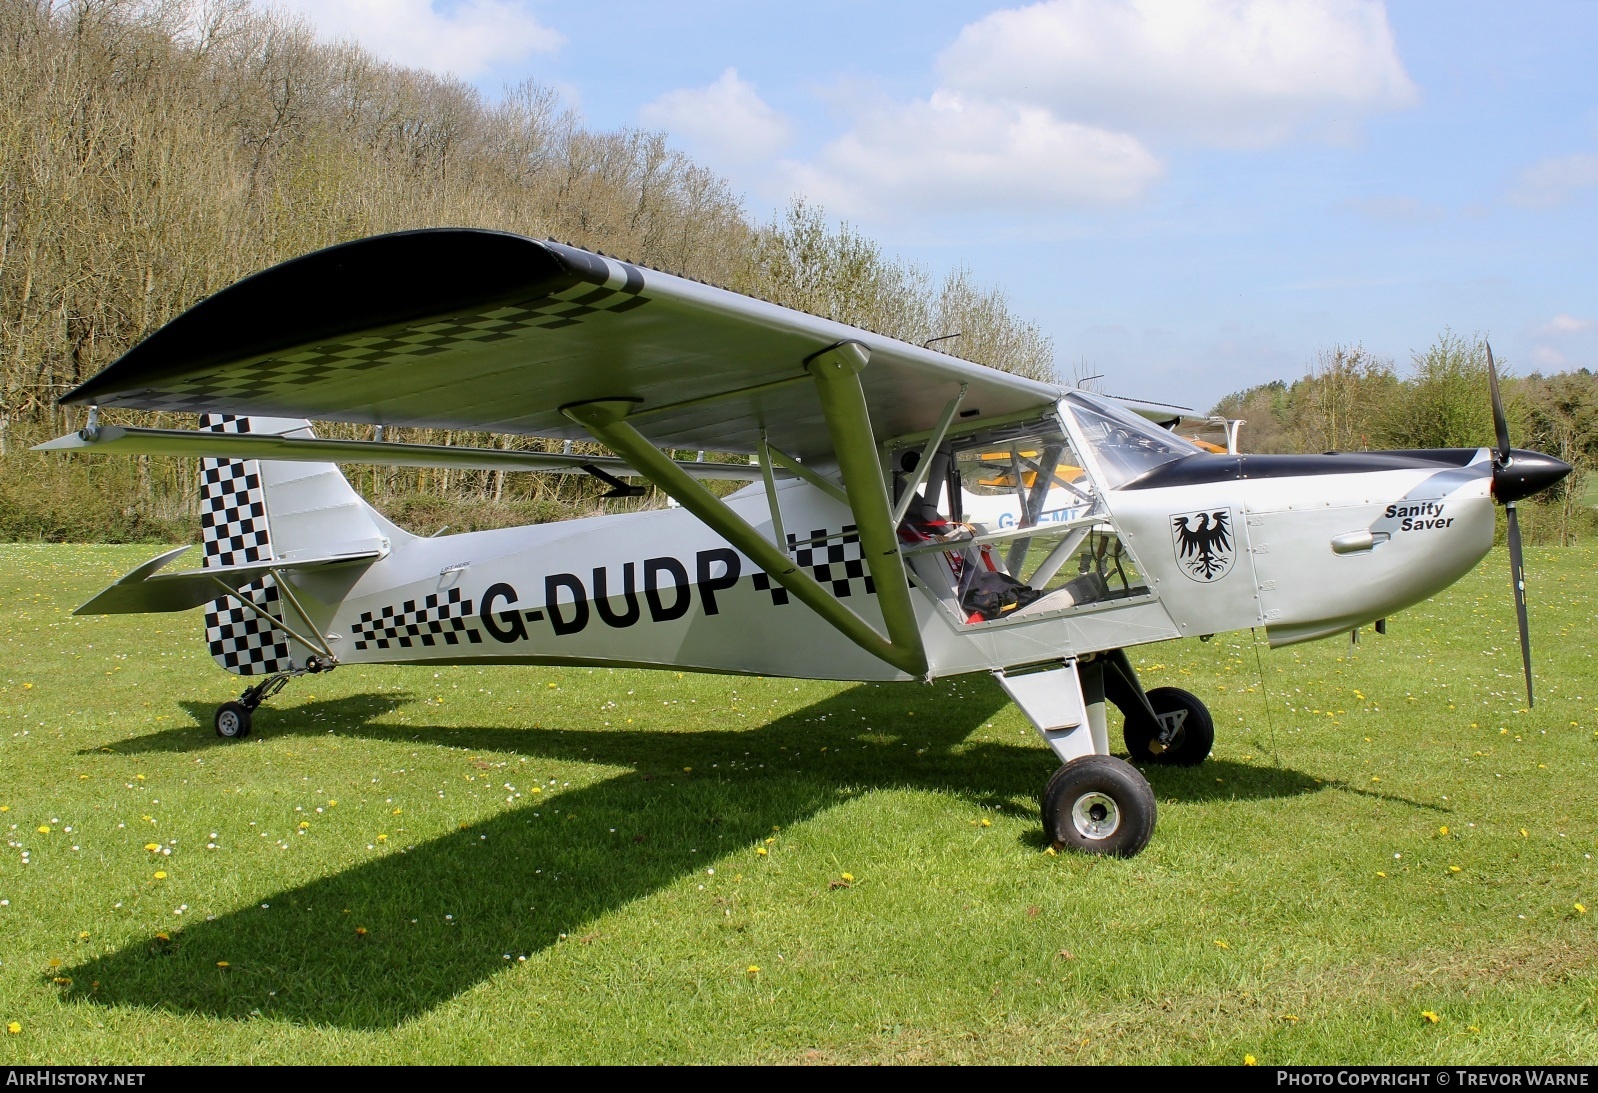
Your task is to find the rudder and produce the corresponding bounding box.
[198,414,397,675]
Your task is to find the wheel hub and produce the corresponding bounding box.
[1070,791,1121,840]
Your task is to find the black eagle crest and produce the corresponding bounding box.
[1171,509,1234,582]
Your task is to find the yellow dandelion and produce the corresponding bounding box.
[144,842,160,852]
[77,932,88,940]
[47,958,61,968]
[683,767,692,773]
[6,1022,18,1034]
[755,847,768,856]
[216,961,229,968]
[1421,1011,1440,1024]
[1438,826,1449,836]
[36,825,50,834]
[135,774,145,781]
[746,965,760,974]
[531,786,541,793]
[1521,829,1529,837]
[1214,940,1230,950]
[298,821,310,829]
[1244,1055,1256,1066]
[1376,871,1388,877]
[0,806,8,812]
[980,818,992,827]
[391,808,402,815]
[1576,904,1587,914]
[376,834,388,842]
[840,872,855,883]
[1370,775,1381,783]
[154,932,169,942]
[356,926,369,936]
[153,871,167,880]
[1044,846,1057,856]
[1449,865,1461,873]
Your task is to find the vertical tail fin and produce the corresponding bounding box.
[198,414,399,675]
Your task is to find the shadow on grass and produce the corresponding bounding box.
[83,694,415,755]
[63,678,1338,1029]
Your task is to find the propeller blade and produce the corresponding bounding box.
[1505,502,1534,707]
[1486,342,1512,465]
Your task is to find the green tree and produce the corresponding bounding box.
[1375,330,1502,450]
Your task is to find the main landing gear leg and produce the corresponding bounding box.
[1105,648,1214,767]
[214,656,335,740]
[993,656,1157,857]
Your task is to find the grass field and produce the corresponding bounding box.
[0,542,1595,1064]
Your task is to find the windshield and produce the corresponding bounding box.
[1063,391,1202,488]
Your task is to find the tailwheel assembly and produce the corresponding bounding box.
[212,655,334,741]
[1041,754,1157,857]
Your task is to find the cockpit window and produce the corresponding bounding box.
[892,414,1153,626]
[1063,392,1202,489]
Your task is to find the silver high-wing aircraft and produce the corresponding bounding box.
[41,228,1571,857]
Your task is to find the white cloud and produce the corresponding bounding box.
[776,1,1414,222]
[269,0,562,78]
[1508,153,1598,209]
[937,0,1418,147]
[1530,345,1569,369]
[787,93,1162,219]
[1536,314,1596,336]
[639,69,794,165]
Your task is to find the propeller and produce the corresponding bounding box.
[1485,343,1571,708]
[1487,343,1535,707]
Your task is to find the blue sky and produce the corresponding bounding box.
[274,1,1598,412]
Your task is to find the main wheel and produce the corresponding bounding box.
[1041,755,1157,857]
[1122,686,1214,767]
[214,701,252,740]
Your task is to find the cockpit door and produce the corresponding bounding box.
[1059,393,1264,637]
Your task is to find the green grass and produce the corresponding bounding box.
[0,542,1596,1064]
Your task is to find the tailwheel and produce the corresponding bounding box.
[214,701,253,740]
[1041,755,1156,857]
[1122,686,1214,767]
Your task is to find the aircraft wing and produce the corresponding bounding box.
[62,229,1063,463]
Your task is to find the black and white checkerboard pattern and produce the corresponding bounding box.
[199,414,293,676]
[751,525,876,606]
[206,578,293,675]
[350,588,485,651]
[131,280,650,413]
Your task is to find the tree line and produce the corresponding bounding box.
[0,0,1051,540]
[2,2,1587,547]
[1211,331,1595,544]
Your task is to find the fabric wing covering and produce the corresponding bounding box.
[64,228,1061,462]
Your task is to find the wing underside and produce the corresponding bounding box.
[63,229,1062,462]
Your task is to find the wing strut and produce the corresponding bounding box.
[562,341,928,678]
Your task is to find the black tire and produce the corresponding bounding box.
[214,701,252,740]
[1041,755,1157,857]
[1122,686,1214,767]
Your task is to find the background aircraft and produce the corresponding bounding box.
[41,228,1571,856]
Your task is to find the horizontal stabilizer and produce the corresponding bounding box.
[36,426,762,481]
[75,545,382,615]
